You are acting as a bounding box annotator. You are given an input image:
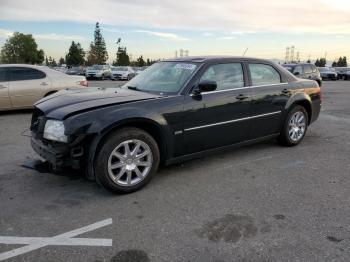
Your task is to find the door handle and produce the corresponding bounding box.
[236,94,249,100]
[40,82,48,86]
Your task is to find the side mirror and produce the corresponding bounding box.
[197,80,217,93]
[294,72,300,76]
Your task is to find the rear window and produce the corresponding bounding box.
[249,63,281,86]
[9,67,46,81]
[303,65,313,74]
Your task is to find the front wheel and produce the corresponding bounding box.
[94,128,160,194]
[278,105,308,147]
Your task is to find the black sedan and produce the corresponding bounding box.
[30,56,321,193]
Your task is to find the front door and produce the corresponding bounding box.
[0,67,11,110]
[182,62,254,154]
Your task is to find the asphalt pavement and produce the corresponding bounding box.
[0,80,349,262]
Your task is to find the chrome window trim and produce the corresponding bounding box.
[190,82,288,96]
[184,111,282,131]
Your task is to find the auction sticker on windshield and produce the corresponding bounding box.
[175,63,196,70]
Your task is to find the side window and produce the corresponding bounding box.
[9,67,46,81]
[249,63,281,86]
[304,65,313,74]
[310,64,317,73]
[0,68,9,82]
[293,66,303,75]
[200,63,244,91]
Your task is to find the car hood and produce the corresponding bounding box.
[35,87,161,119]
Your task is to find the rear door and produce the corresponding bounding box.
[0,67,11,110]
[183,61,254,154]
[247,62,290,139]
[8,67,50,108]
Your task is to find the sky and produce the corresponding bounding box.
[0,0,350,63]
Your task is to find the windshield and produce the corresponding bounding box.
[92,65,103,70]
[113,67,127,71]
[122,62,199,95]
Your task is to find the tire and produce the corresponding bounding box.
[94,127,160,194]
[101,74,105,81]
[278,105,308,147]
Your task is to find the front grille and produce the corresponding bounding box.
[30,108,45,133]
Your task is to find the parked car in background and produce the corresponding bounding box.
[53,66,68,74]
[318,67,338,80]
[134,66,148,75]
[282,63,322,86]
[343,70,350,80]
[85,65,112,80]
[66,66,85,76]
[111,66,135,80]
[333,67,350,80]
[0,64,88,111]
[30,56,321,193]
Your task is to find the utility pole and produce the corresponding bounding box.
[290,46,295,63]
[175,50,178,58]
[285,47,290,63]
[296,51,300,63]
[180,49,184,57]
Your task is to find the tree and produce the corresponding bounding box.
[113,46,130,66]
[307,59,311,64]
[136,55,145,67]
[59,57,65,65]
[66,41,85,66]
[336,56,347,67]
[332,61,337,67]
[87,22,108,65]
[47,56,57,67]
[0,32,45,64]
[315,58,326,67]
[343,56,348,67]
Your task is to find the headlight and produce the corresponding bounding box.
[43,120,68,143]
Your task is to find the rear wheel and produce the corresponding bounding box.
[94,128,160,194]
[278,105,308,146]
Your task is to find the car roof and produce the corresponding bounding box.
[0,64,45,68]
[283,63,314,67]
[164,56,275,63]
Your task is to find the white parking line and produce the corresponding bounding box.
[0,218,113,261]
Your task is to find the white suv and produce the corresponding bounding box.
[85,65,112,80]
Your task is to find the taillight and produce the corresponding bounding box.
[77,80,88,87]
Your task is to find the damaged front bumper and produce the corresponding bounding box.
[31,136,85,171]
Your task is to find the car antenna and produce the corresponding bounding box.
[242,48,248,57]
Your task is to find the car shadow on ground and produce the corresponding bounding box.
[18,139,280,198]
[0,109,33,116]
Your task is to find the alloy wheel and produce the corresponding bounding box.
[107,139,153,186]
[288,111,307,142]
